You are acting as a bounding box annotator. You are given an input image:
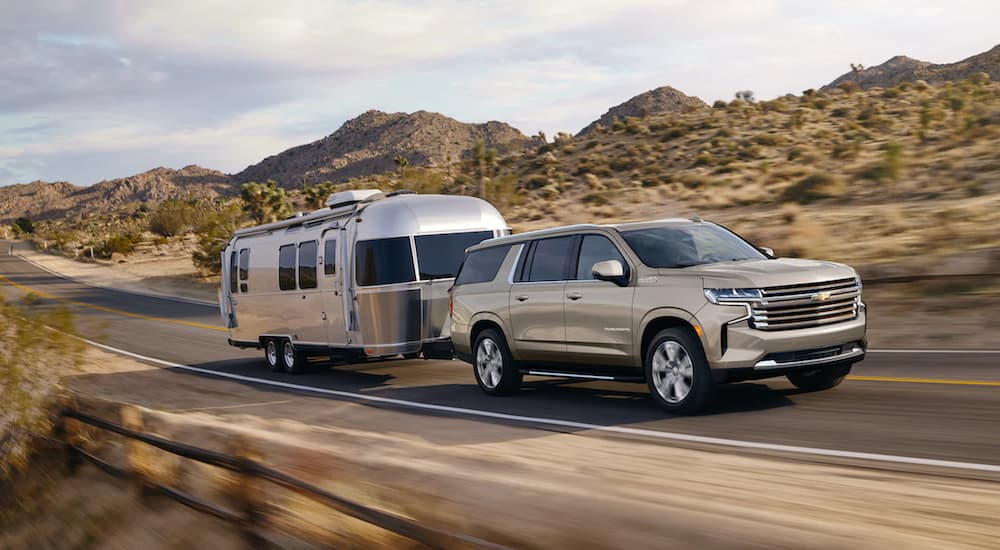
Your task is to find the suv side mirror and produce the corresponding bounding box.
[759,246,774,257]
[592,260,628,286]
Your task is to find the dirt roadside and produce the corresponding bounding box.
[3,345,998,549]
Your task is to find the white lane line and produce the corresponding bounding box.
[78,336,1000,474]
[868,349,1000,354]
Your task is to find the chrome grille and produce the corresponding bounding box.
[752,277,860,331]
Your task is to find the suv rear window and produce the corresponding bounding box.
[415,230,494,280]
[356,237,415,287]
[455,245,511,285]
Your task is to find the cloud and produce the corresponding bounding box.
[1,0,998,185]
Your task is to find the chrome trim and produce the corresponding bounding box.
[506,244,526,285]
[524,370,616,381]
[754,345,865,371]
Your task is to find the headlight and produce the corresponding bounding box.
[704,288,762,304]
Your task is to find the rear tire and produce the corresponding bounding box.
[786,364,851,392]
[264,338,282,372]
[281,339,307,374]
[473,329,521,395]
[645,328,714,414]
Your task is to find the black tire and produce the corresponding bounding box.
[401,352,421,360]
[644,328,714,414]
[264,338,282,372]
[786,363,851,392]
[281,339,307,374]
[472,329,522,395]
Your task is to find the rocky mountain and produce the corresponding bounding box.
[0,166,233,222]
[234,110,534,187]
[576,86,708,136]
[822,43,1000,91]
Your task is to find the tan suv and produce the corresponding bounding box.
[449,218,866,413]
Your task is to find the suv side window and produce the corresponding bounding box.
[575,235,627,280]
[455,245,511,286]
[523,236,575,282]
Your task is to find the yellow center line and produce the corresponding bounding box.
[0,273,227,332]
[848,375,1000,387]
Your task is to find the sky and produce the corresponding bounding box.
[1,1,997,187]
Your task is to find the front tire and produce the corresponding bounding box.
[786,364,851,392]
[645,328,714,414]
[473,329,521,395]
[281,339,307,374]
[264,338,282,372]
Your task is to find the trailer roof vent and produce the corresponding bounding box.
[324,189,383,209]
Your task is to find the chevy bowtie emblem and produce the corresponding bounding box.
[811,292,831,302]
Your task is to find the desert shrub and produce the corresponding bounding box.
[857,142,903,182]
[241,180,292,224]
[712,100,728,109]
[192,202,244,276]
[585,140,600,149]
[692,151,713,166]
[831,107,851,118]
[623,117,648,135]
[301,181,337,209]
[524,174,550,190]
[882,88,901,99]
[148,199,193,237]
[101,235,134,257]
[1,301,85,477]
[786,146,805,161]
[837,81,859,94]
[751,133,784,146]
[781,172,845,203]
[582,192,610,205]
[610,119,626,132]
[680,174,709,189]
[11,217,33,235]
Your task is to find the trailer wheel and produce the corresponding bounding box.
[264,339,282,372]
[282,339,307,374]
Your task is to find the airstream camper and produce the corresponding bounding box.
[220,189,509,372]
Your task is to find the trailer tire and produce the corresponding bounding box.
[281,339,307,374]
[264,338,282,372]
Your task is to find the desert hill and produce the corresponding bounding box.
[234,109,534,187]
[576,86,707,136]
[823,44,1000,90]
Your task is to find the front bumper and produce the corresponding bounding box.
[695,302,867,379]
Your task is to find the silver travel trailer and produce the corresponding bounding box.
[220,189,509,372]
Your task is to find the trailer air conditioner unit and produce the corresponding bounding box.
[324,189,384,209]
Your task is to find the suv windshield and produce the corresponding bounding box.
[620,223,766,268]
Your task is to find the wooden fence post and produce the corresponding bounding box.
[231,434,266,549]
[121,404,151,501]
[57,394,82,476]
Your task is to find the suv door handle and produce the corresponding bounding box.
[515,295,529,302]
[566,292,583,301]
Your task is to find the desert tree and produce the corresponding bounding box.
[850,63,865,87]
[469,140,498,198]
[240,180,292,224]
[302,181,337,209]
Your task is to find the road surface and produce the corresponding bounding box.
[2,242,998,470]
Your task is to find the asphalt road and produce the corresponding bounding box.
[3,242,999,468]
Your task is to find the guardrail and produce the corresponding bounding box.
[58,406,506,549]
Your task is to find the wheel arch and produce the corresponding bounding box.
[469,313,510,354]
[639,310,701,360]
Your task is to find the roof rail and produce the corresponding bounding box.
[385,189,416,197]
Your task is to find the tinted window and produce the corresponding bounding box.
[576,235,627,280]
[229,251,238,293]
[415,230,494,280]
[238,248,250,292]
[356,237,415,287]
[278,245,296,290]
[455,245,511,285]
[525,236,575,282]
[621,224,766,268]
[324,239,337,275]
[298,241,317,289]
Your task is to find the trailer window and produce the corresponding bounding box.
[324,239,337,275]
[298,241,318,289]
[229,251,238,293]
[355,237,415,287]
[238,248,250,292]
[278,245,296,290]
[415,230,494,280]
[455,245,511,286]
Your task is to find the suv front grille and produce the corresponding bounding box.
[752,277,860,331]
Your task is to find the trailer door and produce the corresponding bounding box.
[322,234,348,346]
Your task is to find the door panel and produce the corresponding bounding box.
[508,282,567,360]
[564,282,634,364]
[322,236,347,346]
[564,234,634,365]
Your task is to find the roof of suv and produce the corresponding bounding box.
[467,217,703,252]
